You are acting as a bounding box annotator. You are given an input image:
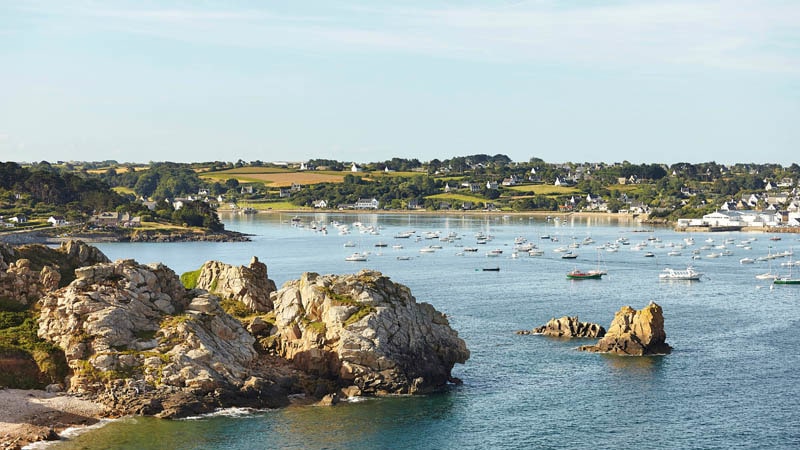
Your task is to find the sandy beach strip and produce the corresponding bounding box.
[0,389,105,450]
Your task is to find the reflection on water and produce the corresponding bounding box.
[601,353,664,376]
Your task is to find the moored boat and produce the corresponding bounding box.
[345,253,368,262]
[566,270,602,279]
[659,266,703,281]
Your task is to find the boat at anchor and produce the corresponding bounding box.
[659,266,703,281]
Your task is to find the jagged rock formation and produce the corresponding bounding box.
[267,270,470,395]
[0,240,108,307]
[517,316,605,338]
[27,248,469,416]
[579,302,671,355]
[37,259,290,417]
[195,257,277,312]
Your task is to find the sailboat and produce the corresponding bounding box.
[774,249,800,285]
[587,248,608,276]
[755,246,778,280]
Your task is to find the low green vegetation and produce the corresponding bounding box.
[220,298,251,318]
[180,269,202,289]
[0,311,69,388]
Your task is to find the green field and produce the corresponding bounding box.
[507,185,581,195]
[426,193,486,203]
[112,186,135,195]
[221,200,310,211]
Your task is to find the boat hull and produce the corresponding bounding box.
[567,271,602,279]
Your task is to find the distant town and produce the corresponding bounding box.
[1,156,799,234]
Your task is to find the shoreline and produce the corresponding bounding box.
[220,208,649,221]
[0,389,106,450]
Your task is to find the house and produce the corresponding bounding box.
[240,185,254,195]
[8,214,27,223]
[700,211,739,227]
[47,216,67,227]
[351,163,361,173]
[438,202,451,210]
[742,193,760,208]
[407,199,421,210]
[198,188,209,196]
[290,182,303,192]
[91,211,121,226]
[461,201,474,210]
[172,198,192,210]
[502,175,518,186]
[444,183,453,193]
[141,200,158,211]
[354,198,379,209]
[486,181,498,190]
[313,200,328,209]
[279,188,291,198]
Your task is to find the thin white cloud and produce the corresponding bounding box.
[6,0,800,73]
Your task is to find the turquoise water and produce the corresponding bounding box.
[56,213,800,449]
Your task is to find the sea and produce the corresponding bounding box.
[48,213,800,449]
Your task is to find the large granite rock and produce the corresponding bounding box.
[195,257,277,312]
[0,240,108,308]
[579,302,671,355]
[37,258,288,417]
[518,316,605,338]
[267,269,470,395]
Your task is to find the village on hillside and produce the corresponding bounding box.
[1,158,799,233]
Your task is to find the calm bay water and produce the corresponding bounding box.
[54,213,800,449]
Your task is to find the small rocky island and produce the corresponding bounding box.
[517,316,606,338]
[0,241,469,447]
[579,302,672,355]
[520,303,671,356]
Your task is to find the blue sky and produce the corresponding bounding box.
[1,0,798,165]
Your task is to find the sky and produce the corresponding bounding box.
[1,0,798,165]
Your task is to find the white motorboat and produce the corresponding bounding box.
[659,267,703,281]
[345,253,367,262]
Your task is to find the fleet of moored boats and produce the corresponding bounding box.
[281,216,800,286]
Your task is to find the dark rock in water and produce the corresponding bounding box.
[578,302,672,356]
[521,316,605,338]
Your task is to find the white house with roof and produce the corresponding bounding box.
[354,198,379,209]
[351,163,361,172]
[47,216,67,226]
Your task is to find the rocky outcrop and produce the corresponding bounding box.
[195,257,277,312]
[517,316,605,338]
[267,270,470,395]
[127,229,250,243]
[30,249,469,415]
[579,302,671,355]
[37,259,290,417]
[0,240,108,308]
